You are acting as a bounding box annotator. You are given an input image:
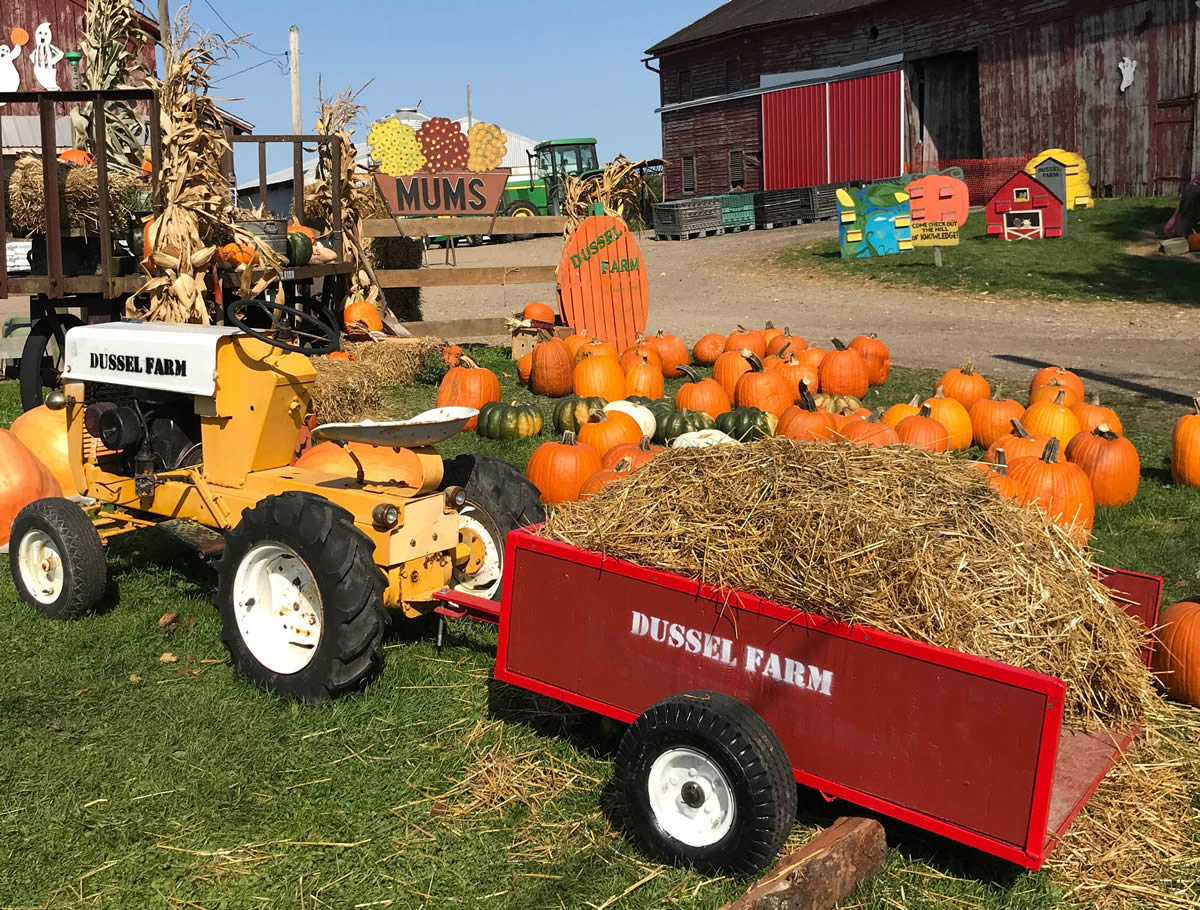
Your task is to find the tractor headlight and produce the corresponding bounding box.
[443,486,467,510]
[372,504,400,529]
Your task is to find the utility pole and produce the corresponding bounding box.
[466,84,472,129]
[157,0,172,51]
[289,26,301,135]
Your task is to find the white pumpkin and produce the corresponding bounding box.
[671,429,738,448]
[604,400,656,438]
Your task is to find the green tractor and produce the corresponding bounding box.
[501,138,601,225]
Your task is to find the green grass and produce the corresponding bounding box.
[778,197,1200,304]
[1,358,1199,909]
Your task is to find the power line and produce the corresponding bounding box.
[201,0,288,65]
[211,57,280,86]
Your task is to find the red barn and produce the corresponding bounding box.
[985,172,1065,240]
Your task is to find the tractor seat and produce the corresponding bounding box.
[310,407,478,448]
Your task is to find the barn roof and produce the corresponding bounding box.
[646,0,887,55]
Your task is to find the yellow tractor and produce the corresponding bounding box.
[6,302,542,700]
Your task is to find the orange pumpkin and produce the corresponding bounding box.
[848,333,891,385]
[620,339,663,374]
[288,223,318,242]
[1022,390,1082,449]
[969,392,1025,449]
[1028,379,1079,408]
[841,415,899,446]
[734,354,792,417]
[1008,438,1095,539]
[219,241,259,268]
[625,354,665,399]
[11,404,76,493]
[578,409,642,458]
[985,419,1055,467]
[818,339,869,399]
[294,441,425,488]
[981,449,1021,500]
[526,432,603,504]
[575,338,619,363]
[529,336,574,398]
[1172,397,1200,487]
[327,351,352,362]
[713,348,755,400]
[0,430,63,547]
[516,352,533,386]
[579,457,635,499]
[344,300,383,334]
[573,354,626,401]
[882,395,921,428]
[650,331,689,378]
[692,333,727,366]
[834,406,873,431]
[1030,366,1084,403]
[765,326,807,357]
[1151,601,1200,708]
[58,148,95,167]
[602,436,664,471]
[564,331,591,359]
[769,352,819,403]
[761,322,784,348]
[1065,424,1140,507]
[674,365,731,419]
[776,383,838,441]
[1071,394,1123,436]
[796,347,827,374]
[435,354,501,430]
[896,405,949,453]
[922,388,973,451]
[142,216,156,258]
[726,325,766,358]
[938,362,990,410]
[442,345,463,367]
[523,302,556,323]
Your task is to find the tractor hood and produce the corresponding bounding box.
[62,322,241,397]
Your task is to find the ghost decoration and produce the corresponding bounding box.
[0,42,21,104]
[30,22,62,91]
[1118,57,1137,93]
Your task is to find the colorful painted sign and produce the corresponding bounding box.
[835,184,913,259]
[369,116,510,215]
[1032,157,1069,236]
[1026,149,1093,210]
[911,220,960,246]
[906,171,970,228]
[985,172,1065,240]
[556,215,648,351]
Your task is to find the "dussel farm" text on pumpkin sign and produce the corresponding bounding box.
[557,215,649,351]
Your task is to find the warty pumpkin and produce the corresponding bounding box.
[725,325,766,358]
[1022,389,1082,449]
[578,409,642,458]
[733,354,792,417]
[1065,424,1140,507]
[0,429,63,547]
[1028,378,1080,408]
[713,348,756,400]
[984,419,1055,467]
[1008,438,1095,539]
[818,339,869,399]
[219,241,259,268]
[969,392,1025,449]
[673,364,731,418]
[922,388,973,451]
[938,361,990,410]
[776,382,839,441]
[650,331,689,378]
[624,354,665,399]
[523,301,555,324]
[579,458,634,499]
[1172,397,1200,487]
[529,336,574,398]
[602,436,663,471]
[896,405,949,453]
[343,300,383,334]
[573,354,626,401]
[692,333,727,366]
[575,338,619,363]
[812,391,863,414]
[1072,394,1123,435]
[765,326,807,357]
[1151,601,1200,708]
[882,395,921,428]
[435,354,501,430]
[525,432,602,504]
[1030,365,1084,403]
[848,333,891,385]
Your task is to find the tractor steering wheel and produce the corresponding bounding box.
[227,299,341,356]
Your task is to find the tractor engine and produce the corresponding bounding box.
[85,385,202,491]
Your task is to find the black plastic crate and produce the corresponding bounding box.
[653,198,723,235]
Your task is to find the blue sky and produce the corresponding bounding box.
[160,0,718,175]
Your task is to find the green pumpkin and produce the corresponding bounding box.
[286,230,314,267]
[656,408,716,444]
[626,395,658,408]
[812,393,863,414]
[477,401,544,440]
[553,396,607,434]
[716,406,777,441]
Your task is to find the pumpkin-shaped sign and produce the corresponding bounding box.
[557,215,649,353]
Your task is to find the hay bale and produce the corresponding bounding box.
[310,337,442,424]
[7,155,140,235]
[542,438,1150,731]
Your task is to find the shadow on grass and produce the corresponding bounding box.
[993,354,1193,405]
[1040,257,1200,306]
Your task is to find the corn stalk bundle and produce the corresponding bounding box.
[73,0,146,172]
[6,155,139,234]
[560,155,662,234]
[128,17,279,323]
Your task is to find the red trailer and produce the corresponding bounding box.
[434,527,1162,875]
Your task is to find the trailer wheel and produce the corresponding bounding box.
[441,455,543,601]
[19,313,83,411]
[615,690,796,875]
[9,498,107,620]
[216,491,388,701]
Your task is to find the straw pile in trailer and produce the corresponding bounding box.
[310,337,441,424]
[7,156,141,235]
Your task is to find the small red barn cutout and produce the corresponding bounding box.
[985,172,1065,240]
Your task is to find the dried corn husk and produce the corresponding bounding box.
[561,155,662,233]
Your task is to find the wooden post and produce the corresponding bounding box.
[289,26,301,136]
[466,84,472,129]
[933,246,943,268]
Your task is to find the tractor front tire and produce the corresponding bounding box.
[504,201,540,241]
[9,498,107,620]
[216,491,388,701]
[441,455,544,601]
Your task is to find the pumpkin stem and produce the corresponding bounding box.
[736,324,748,333]
[907,394,919,406]
[962,361,974,375]
[676,364,700,384]
[459,354,479,369]
[777,341,792,358]
[765,320,776,330]
[1053,389,1067,405]
[562,431,578,445]
[586,409,607,423]
[1094,423,1120,441]
[1089,393,1101,406]
[831,337,847,350]
[1010,418,1032,438]
[1041,437,1061,462]
[1193,396,1200,414]
[798,380,818,411]
[918,404,932,418]
[933,386,946,399]
[744,351,765,372]
[638,435,653,451]
[993,448,1009,475]
[615,457,634,472]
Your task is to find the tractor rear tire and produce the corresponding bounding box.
[20,313,83,411]
[441,455,544,601]
[615,690,796,875]
[216,491,388,701]
[9,497,107,620]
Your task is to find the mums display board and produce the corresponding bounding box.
[556,215,649,351]
[368,115,511,215]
